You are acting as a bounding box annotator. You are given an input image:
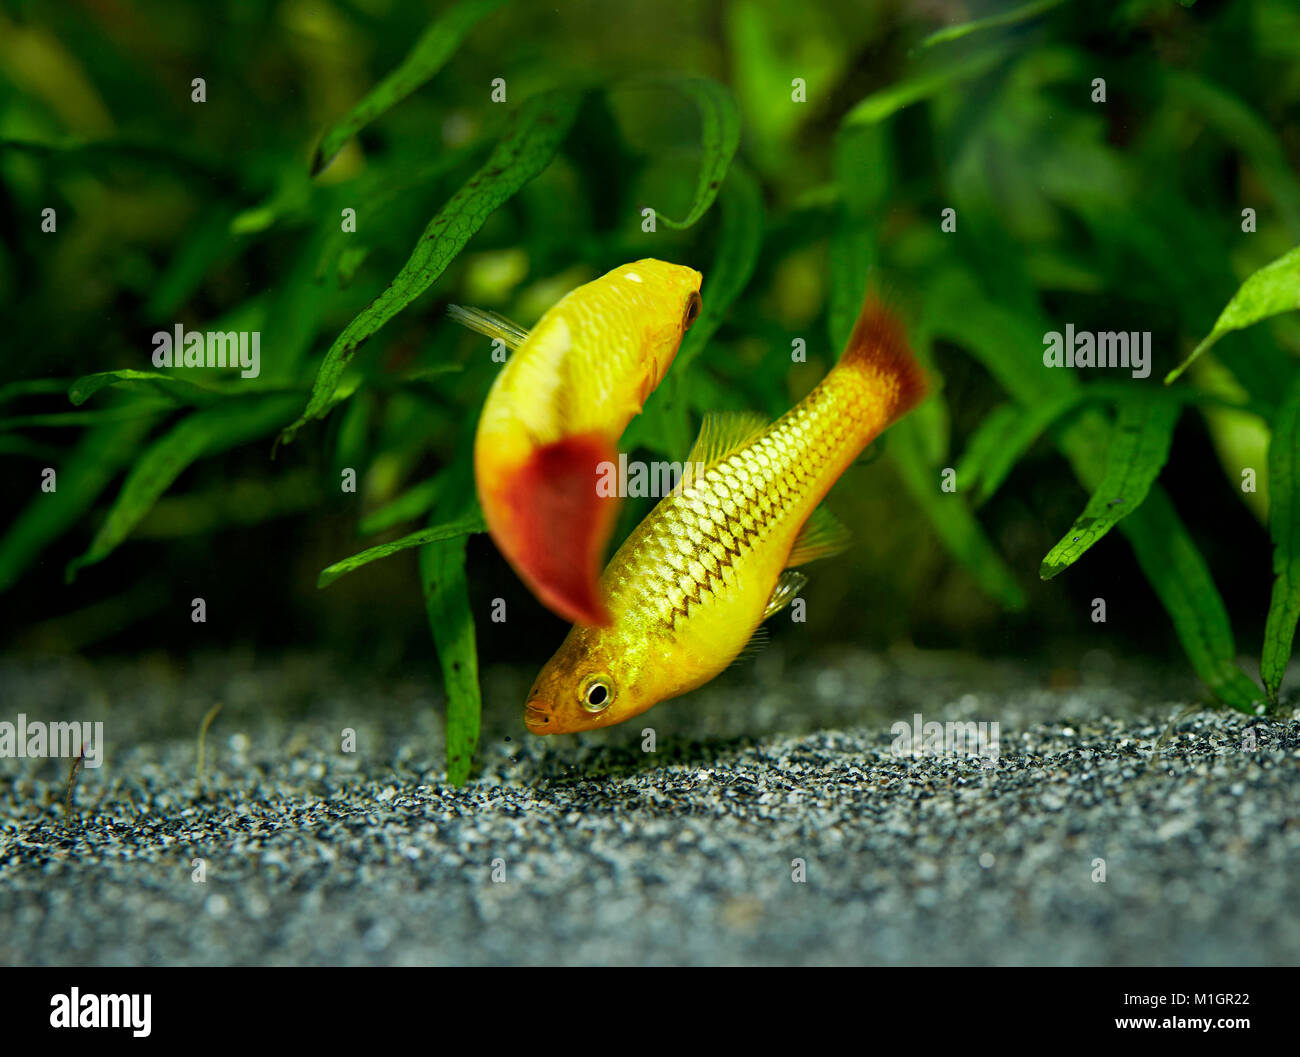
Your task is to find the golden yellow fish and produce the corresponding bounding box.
[524,294,927,734]
[454,260,703,627]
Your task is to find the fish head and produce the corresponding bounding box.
[523,624,657,735]
[619,259,704,363]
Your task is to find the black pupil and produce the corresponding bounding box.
[685,295,700,327]
[588,684,608,705]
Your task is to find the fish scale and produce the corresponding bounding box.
[525,294,927,734]
[613,376,867,636]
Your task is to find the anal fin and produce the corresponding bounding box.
[732,571,807,670]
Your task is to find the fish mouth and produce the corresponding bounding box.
[524,701,555,734]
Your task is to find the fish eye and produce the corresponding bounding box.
[580,676,613,713]
[683,291,702,330]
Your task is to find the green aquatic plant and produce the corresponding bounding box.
[2,0,1298,783]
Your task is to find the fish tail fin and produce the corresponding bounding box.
[477,432,616,627]
[836,292,928,426]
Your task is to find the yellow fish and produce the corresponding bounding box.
[524,294,927,734]
[454,260,703,627]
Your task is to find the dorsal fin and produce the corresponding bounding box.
[685,410,769,468]
[787,507,850,567]
[762,569,808,620]
[447,305,530,350]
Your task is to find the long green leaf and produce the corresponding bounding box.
[1058,410,1258,711]
[958,387,1251,509]
[843,46,1010,127]
[1040,398,1180,579]
[419,456,483,787]
[676,161,763,369]
[0,416,158,592]
[0,379,74,404]
[643,75,741,230]
[358,477,441,535]
[69,369,296,408]
[917,0,1066,50]
[66,397,297,580]
[281,89,581,444]
[1120,487,1263,714]
[926,259,1256,708]
[420,530,481,786]
[1166,244,1300,383]
[1,405,173,429]
[624,161,764,457]
[891,414,1026,610]
[1262,372,1300,703]
[310,0,505,175]
[1164,71,1300,241]
[317,512,485,588]
[956,394,1080,506]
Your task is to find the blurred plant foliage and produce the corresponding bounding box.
[2,0,1299,781]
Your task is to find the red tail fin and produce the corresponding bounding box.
[839,294,928,425]
[479,433,616,627]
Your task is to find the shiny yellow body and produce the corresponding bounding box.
[525,299,925,733]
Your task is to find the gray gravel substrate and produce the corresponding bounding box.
[1,649,1297,966]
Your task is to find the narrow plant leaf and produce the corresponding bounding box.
[418,454,483,787]
[0,378,74,404]
[637,75,741,230]
[892,414,1026,610]
[0,136,236,189]
[281,89,580,444]
[311,0,505,175]
[917,0,1065,50]
[956,395,1075,506]
[0,416,158,592]
[1261,373,1300,703]
[1120,487,1263,714]
[663,78,741,230]
[69,369,295,407]
[0,436,58,459]
[958,387,1242,509]
[676,161,763,369]
[843,45,1010,127]
[419,529,480,786]
[1164,71,1300,241]
[1040,398,1180,579]
[929,265,1256,710]
[317,512,486,588]
[66,397,297,581]
[1,405,173,429]
[358,477,442,535]
[1166,244,1300,383]
[625,162,764,457]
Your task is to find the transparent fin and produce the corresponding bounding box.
[787,507,850,567]
[729,625,771,668]
[447,304,530,350]
[762,569,808,621]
